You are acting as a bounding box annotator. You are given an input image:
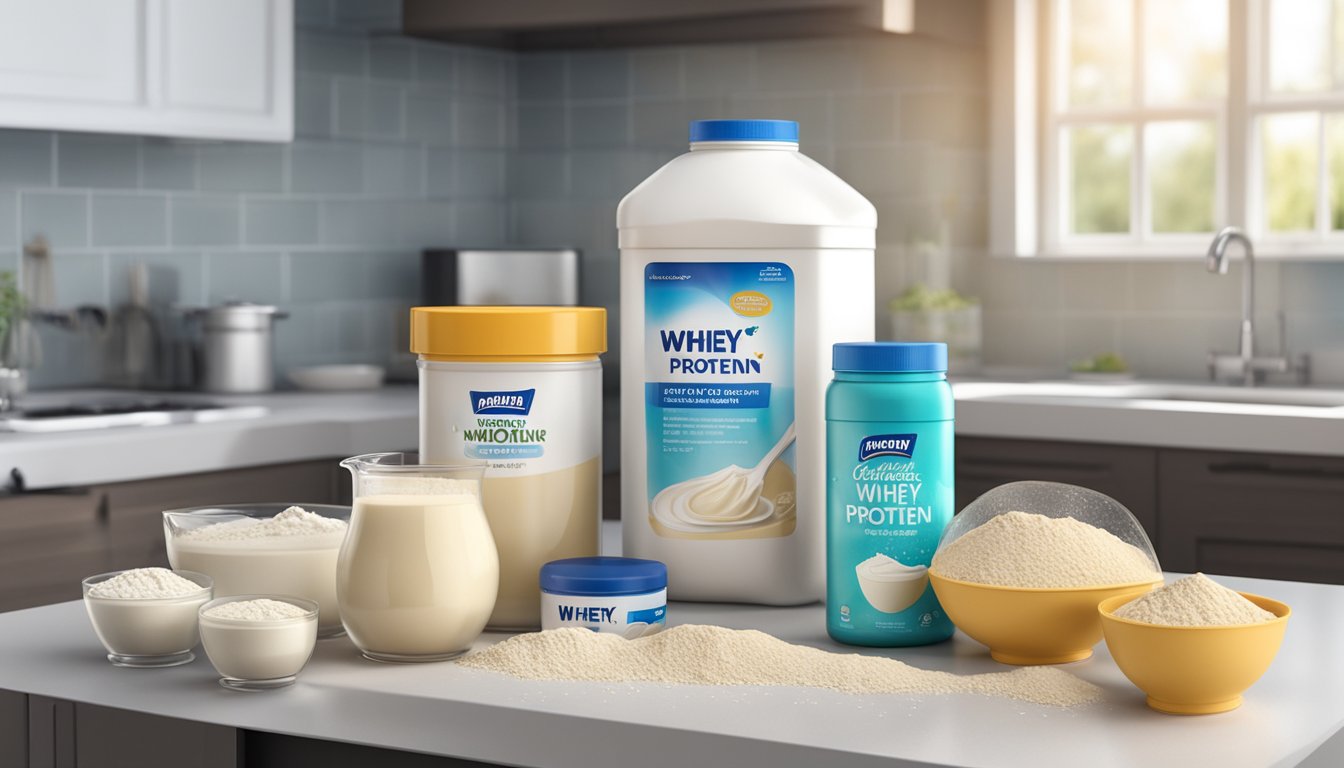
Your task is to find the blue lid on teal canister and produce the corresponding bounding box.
[832,342,947,373]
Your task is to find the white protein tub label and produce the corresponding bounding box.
[541,590,667,638]
[643,262,797,540]
[421,364,601,477]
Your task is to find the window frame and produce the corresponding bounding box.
[990,0,1344,260]
[1042,0,1229,257]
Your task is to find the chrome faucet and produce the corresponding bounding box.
[1205,227,1309,386]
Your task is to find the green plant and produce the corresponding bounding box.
[1070,352,1129,374]
[0,271,23,347]
[887,285,978,312]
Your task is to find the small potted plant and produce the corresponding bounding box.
[887,285,981,374]
[0,271,30,407]
[1069,352,1134,382]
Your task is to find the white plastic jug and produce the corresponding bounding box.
[618,119,876,604]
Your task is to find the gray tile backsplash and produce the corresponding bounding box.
[91,194,168,247]
[7,2,1342,391]
[7,6,512,388]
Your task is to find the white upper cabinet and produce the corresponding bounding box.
[0,0,292,142]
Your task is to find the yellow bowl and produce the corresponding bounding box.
[929,571,1160,665]
[1098,592,1290,715]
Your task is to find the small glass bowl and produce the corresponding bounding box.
[82,570,213,668]
[163,503,350,638]
[199,595,319,691]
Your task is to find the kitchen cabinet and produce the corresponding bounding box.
[17,694,238,768]
[0,458,341,614]
[4,688,497,767]
[957,436,1344,586]
[404,0,982,49]
[1157,449,1344,583]
[0,0,293,142]
[955,437,1159,544]
[0,489,107,613]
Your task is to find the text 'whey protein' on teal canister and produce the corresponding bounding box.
[826,342,954,646]
[619,119,876,604]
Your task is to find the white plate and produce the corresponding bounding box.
[287,364,385,391]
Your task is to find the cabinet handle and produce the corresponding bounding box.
[1208,462,1344,481]
[2,467,96,497]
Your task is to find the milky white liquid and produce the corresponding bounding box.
[337,494,499,660]
[200,616,317,681]
[855,554,929,614]
[168,533,344,634]
[84,595,208,657]
[482,460,600,629]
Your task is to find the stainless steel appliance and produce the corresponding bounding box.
[422,249,580,306]
[188,303,287,393]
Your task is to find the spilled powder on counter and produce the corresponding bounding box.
[203,598,310,622]
[458,624,1102,708]
[180,505,347,542]
[931,511,1158,588]
[1114,573,1277,627]
[88,568,204,599]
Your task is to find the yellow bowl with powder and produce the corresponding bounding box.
[929,571,1160,665]
[1098,592,1290,715]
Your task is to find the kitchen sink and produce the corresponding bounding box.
[0,399,268,433]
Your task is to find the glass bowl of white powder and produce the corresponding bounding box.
[82,567,213,668]
[199,595,319,691]
[163,504,349,637]
[927,481,1162,664]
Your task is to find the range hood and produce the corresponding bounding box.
[403,0,981,50]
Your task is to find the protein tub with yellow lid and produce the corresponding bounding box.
[411,306,607,630]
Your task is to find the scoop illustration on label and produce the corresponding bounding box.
[651,423,796,534]
[855,553,929,614]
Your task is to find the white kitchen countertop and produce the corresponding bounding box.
[2,379,1342,491]
[0,387,419,490]
[0,524,1338,768]
[953,379,1344,457]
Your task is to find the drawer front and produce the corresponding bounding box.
[0,492,108,612]
[956,437,1159,547]
[1158,449,1344,584]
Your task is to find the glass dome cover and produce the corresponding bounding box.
[937,481,1160,572]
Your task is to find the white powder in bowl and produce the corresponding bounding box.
[88,568,204,599]
[1113,573,1277,627]
[203,598,310,622]
[931,510,1158,588]
[180,506,347,542]
[458,624,1102,708]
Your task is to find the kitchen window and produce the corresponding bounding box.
[990,0,1344,258]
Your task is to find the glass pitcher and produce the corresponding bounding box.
[337,453,498,662]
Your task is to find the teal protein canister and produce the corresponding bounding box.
[826,342,954,647]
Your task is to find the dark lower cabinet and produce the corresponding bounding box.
[956,437,1159,548]
[0,460,345,614]
[2,689,496,768]
[957,436,1344,586]
[1157,449,1344,584]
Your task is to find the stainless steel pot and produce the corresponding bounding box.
[189,303,288,393]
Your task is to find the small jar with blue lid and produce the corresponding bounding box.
[826,342,955,647]
[540,557,668,639]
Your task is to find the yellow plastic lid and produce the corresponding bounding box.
[411,306,607,361]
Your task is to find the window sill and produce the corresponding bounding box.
[1001,246,1344,261]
